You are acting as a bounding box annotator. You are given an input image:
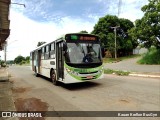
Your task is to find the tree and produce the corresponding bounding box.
[130,0,160,49]
[37,41,46,47]
[6,60,14,64]
[25,56,30,63]
[14,55,25,64]
[79,30,88,33]
[92,15,136,57]
[25,56,30,61]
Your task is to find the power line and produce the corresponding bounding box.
[111,0,122,59]
[11,2,26,8]
[118,0,122,17]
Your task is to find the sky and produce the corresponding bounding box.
[0,0,149,60]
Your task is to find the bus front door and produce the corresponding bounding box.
[38,50,41,73]
[56,42,64,80]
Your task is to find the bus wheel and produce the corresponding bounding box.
[50,70,58,85]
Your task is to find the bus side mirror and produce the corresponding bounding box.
[63,42,67,51]
[101,47,105,58]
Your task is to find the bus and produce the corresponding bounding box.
[30,33,104,85]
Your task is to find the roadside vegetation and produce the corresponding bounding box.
[138,47,160,65]
[4,56,30,66]
[6,41,47,66]
[104,69,130,76]
[92,0,159,65]
[0,60,6,67]
[103,54,140,63]
[14,55,30,65]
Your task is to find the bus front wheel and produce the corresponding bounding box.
[50,70,58,85]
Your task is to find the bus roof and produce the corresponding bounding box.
[30,33,98,53]
[30,37,64,53]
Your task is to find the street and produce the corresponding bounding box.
[9,66,160,120]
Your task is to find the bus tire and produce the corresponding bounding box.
[35,66,39,77]
[50,69,58,85]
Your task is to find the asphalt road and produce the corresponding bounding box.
[104,57,160,73]
[9,66,160,120]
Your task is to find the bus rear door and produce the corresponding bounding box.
[56,41,64,80]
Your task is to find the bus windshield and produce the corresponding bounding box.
[65,43,102,64]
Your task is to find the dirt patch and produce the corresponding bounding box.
[119,99,130,103]
[14,98,48,120]
[9,79,15,84]
[12,87,31,93]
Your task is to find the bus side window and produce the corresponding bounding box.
[45,46,49,59]
[30,52,32,60]
[50,43,55,59]
[41,47,45,59]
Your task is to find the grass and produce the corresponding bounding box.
[104,69,130,76]
[103,54,141,63]
[138,47,160,65]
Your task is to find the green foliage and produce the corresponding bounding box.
[0,60,6,67]
[25,56,30,61]
[37,41,46,47]
[79,30,88,33]
[104,69,130,76]
[138,47,160,64]
[103,54,141,63]
[14,55,25,64]
[92,15,136,57]
[14,55,30,65]
[6,60,14,64]
[25,56,30,64]
[104,69,114,74]
[130,0,160,49]
[20,60,26,65]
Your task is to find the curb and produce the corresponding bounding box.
[129,73,160,78]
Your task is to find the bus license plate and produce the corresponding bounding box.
[87,76,93,79]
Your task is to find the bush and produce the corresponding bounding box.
[20,60,26,65]
[138,47,160,65]
[104,69,130,76]
[0,60,6,67]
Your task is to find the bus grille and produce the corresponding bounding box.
[79,71,99,74]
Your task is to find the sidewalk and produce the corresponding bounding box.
[0,67,18,120]
[104,57,160,78]
[0,68,9,82]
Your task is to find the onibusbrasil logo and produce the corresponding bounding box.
[1,112,42,117]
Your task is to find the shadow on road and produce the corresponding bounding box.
[62,82,101,91]
[37,74,102,91]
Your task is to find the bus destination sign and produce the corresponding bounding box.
[65,34,98,42]
[79,36,96,41]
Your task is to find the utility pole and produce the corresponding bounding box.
[4,42,7,63]
[111,0,121,59]
[3,2,25,63]
[111,26,120,59]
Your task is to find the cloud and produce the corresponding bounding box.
[3,10,95,60]
[119,0,149,21]
[96,0,148,20]
[0,0,149,60]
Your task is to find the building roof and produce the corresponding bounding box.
[0,0,10,50]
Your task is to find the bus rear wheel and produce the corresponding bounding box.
[50,70,58,85]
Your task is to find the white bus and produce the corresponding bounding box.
[30,33,104,85]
